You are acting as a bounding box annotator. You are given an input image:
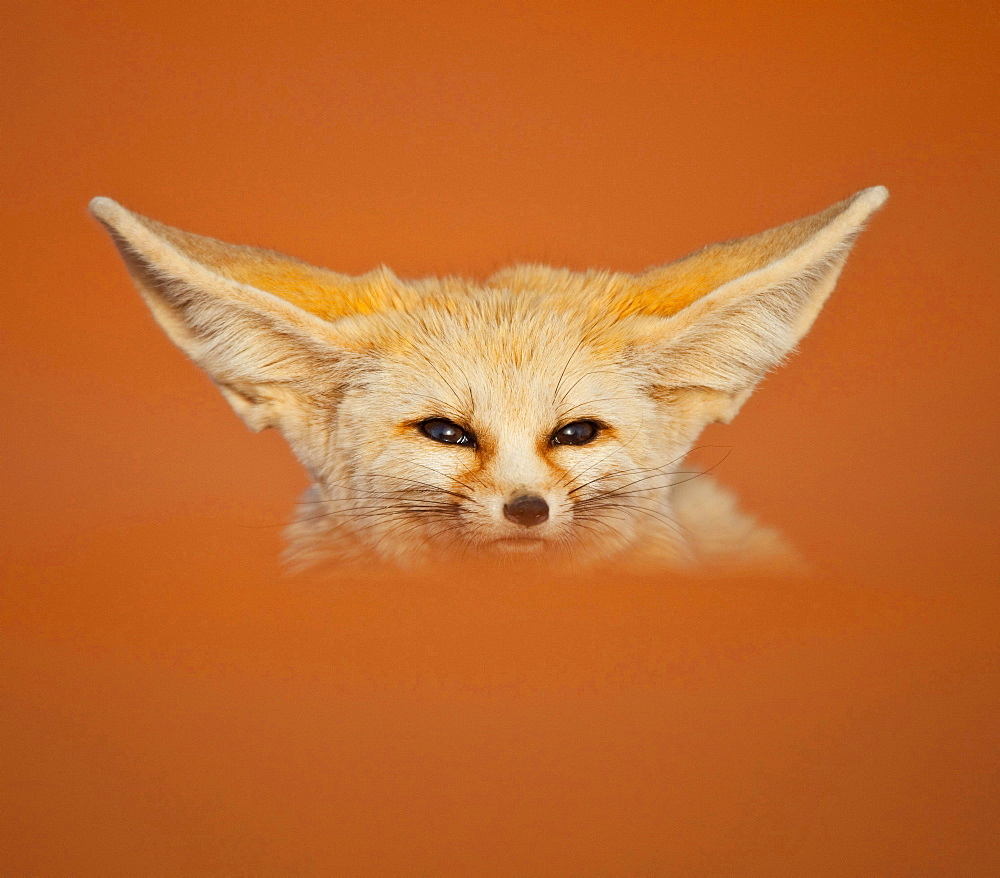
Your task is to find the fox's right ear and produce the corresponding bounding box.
[90,198,379,432]
[620,186,889,422]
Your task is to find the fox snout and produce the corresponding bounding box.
[503,494,549,527]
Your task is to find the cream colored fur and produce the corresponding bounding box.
[90,187,887,573]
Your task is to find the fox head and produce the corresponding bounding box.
[91,188,887,569]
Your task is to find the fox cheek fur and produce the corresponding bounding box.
[90,186,888,571]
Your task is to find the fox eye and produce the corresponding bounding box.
[420,418,475,447]
[552,420,600,446]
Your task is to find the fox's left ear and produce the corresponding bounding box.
[623,186,888,420]
[89,198,386,434]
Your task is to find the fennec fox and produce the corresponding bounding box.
[91,187,887,572]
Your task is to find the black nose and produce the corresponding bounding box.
[503,494,549,527]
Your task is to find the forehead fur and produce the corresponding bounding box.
[345,273,643,376]
[284,262,696,330]
[326,280,653,437]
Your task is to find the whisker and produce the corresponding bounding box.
[405,461,476,493]
[552,337,588,406]
[577,499,687,540]
[568,444,733,498]
[557,368,625,407]
[312,471,472,502]
[554,419,649,490]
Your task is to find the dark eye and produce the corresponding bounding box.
[420,418,475,446]
[552,420,600,446]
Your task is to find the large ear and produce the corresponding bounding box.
[621,186,888,419]
[89,198,386,431]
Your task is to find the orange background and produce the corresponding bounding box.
[2,1,998,873]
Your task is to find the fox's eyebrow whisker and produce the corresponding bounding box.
[556,368,629,410]
[422,358,474,417]
[557,396,635,419]
[552,337,588,406]
[397,390,458,409]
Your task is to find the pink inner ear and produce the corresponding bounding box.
[120,206,396,322]
[613,263,747,319]
[184,255,389,323]
[609,192,866,320]
[229,264,373,320]
[204,258,412,323]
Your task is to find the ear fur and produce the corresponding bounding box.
[625,186,888,418]
[90,198,369,431]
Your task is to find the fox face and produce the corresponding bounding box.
[91,187,887,571]
[287,299,693,565]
